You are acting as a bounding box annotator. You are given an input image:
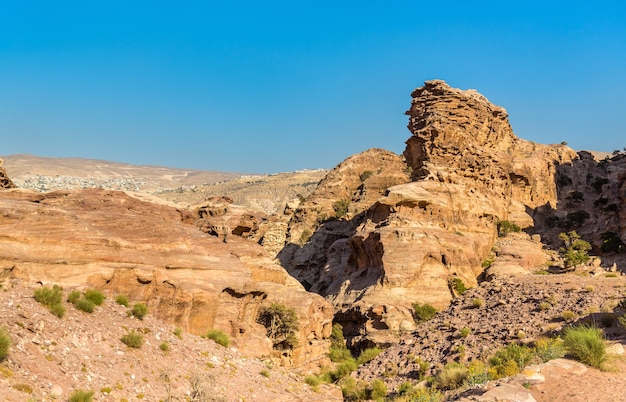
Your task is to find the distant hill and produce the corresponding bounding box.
[2,154,244,192]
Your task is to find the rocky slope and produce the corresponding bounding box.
[0,281,341,401]
[277,80,626,349]
[0,188,333,368]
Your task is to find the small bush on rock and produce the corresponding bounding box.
[434,362,468,390]
[67,290,81,304]
[34,285,65,318]
[333,199,351,218]
[84,289,106,306]
[74,298,95,313]
[68,389,95,402]
[0,327,10,361]
[115,295,129,307]
[559,231,591,268]
[563,325,607,369]
[488,343,534,379]
[497,220,521,237]
[120,331,144,349]
[534,337,566,362]
[449,278,467,295]
[131,303,148,320]
[413,303,438,322]
[256,303,299,350]
[205,329,230,348]
[357,347,382,365]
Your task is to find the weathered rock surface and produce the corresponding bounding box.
[0,283,342,401]
[0,188,333,367]
[354,274,626,392]
[0,158,15,189]
[279,80,582,348]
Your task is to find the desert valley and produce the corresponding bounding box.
[2,80,626,401]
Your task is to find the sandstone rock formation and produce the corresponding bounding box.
[279,80,585,348]
[0,188,333,367]
[0,158,15,189]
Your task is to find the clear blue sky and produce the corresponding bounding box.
[1,1,625,173]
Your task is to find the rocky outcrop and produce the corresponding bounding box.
[280,80,582,348]
[277,148,410,290]
[0,188,333,368]
[0,158,15,189]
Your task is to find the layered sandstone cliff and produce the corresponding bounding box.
[0,188,333,367]
[279,80,581,348]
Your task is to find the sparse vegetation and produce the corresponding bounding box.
[534,337,566,362]
[84,289,106,305]
[115,294,129,307]
[205,329,231,348]
[299,229,312,245]
[131,303,148,320]
[357,347,382,365]
[359,170,373,182]
[434,362,468,390]
[68,290,81,304]
[329,323,352,362]
[601,231,625,253]
[68,389,95,402]
[561,310,577,322]
[34,285,65,318]
[74,298,96,313]
[0,327,10,361]
[488,343,534,379]
[412,302,438,322]
[458,327,471,338]
[497,220,521,237]
[333,199,351,218]
[173,327,183,339]
[159,342,170,352]
[260,369,270,378]
[471,298,483,308]
[120,330,144,349]
[257,303,299,350]
[559,231,591,268]
[562,325,607,369]
[449,278,467,295]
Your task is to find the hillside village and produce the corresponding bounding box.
[1,80,626,401]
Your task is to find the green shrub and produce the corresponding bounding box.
[120,331,144,349]
[12,383,33,393]
[329,345,352,362]
[84,289,106,306]
[305,374,321,388]
[359,171,373,182]
[538,301,551,311]
[488,343,534,379]
[534,337,565,362]
[333,199,350,218]
[332,358,358,380]
[257,303,299,350]
[338,377,368,400]
[49,302,66,318]
[68,389,95,402]
[459,327,471,338]
[159,342,169,352]
[562,325,607,368]
[0,327,10,361]
[357,347,382,365]
[115,295,129,307]
[450,278,467,295]
[74,298,95,313]
[559,231,591,268]
[561,310,577,322]
[173,327,183,339]
[34,285,63,306]
[472,298,483,308]
[131,303,148,320]
[205,329,230,348]
[434,362,468,390]
[497,220,521,237]
[413,302,438,322]
[67,290,81,304]
[369,379,387,400]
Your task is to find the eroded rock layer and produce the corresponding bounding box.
[280,80,580,347]
[0,188,333,367]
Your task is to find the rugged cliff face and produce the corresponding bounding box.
[279,80,585,348]
[0,188,333,368]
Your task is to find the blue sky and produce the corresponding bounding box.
[1,1,625,173]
